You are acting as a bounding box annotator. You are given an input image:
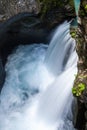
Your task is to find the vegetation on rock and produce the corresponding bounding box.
[70,28,77,38]
[72,81,86,97]
[39,0,75,18]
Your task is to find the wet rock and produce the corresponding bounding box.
[75,101,86,130]
[73,0,87,130]
[0,12,50,65]
[85,123,87,130]
[85,111,87,120]
[76,0,87,69]
[0,58,5,92]
[39,0,76,28]
[0,0,40,21]
[72,98,78,126]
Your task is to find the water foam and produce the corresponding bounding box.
[0,22,78,130]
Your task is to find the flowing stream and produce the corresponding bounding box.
[0,21,78,130]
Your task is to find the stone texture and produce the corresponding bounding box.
[73,0,87,130]
[39,0,76,29]
[76,0,87,69]
[0,0,40,21]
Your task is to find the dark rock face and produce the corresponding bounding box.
[76,0,87,69]
[39,0,76,29]
[72,71,87,130]
[0,13,49,65]
[75,101,86,130]
[0,58,5,92]
[73,0,87,130]
[0,0,76,26]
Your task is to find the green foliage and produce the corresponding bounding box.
[85,4,87,9]
[39,0,63,18]
[80,10,85,16]
[84,4,87,11]
[72,83,86,97]
[71,31,76,38]
[69,0,74,8]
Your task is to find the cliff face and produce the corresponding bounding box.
[76,0,87,69]
[72,0,87,130]
[0,0,40,21]
[39,0,76,28]
[0,0,76,25]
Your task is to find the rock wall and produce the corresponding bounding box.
[39,0,76,28]
[76,0,87,69]
[73,0,87,130]
[0,0,76,26]
[0,0,40,21]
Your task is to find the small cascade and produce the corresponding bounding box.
[73,0,81,26]
[0,21,78,130]
[44,21,78,75]
[37,22,78,124]
[74,0,80,16]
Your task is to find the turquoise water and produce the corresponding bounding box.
[71,17,78,27]
[71,0,81,27]
[74,0,80,16]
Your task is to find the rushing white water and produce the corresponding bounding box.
[0,21,78,130]
[44,21,77,75]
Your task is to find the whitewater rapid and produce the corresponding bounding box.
[0,22,78,130]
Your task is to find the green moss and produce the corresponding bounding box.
[85,4,87,9]
[71,32,76,37]
[70,31,76,38]
[72,70,87,97]
[84,4,87,12]
[72,83,86,97]
[39,0,65,18]
[39,0,75,19]
[40,0,59,10]
[69,0,74,8]
[80,10,85,16]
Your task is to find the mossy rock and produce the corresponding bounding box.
[70,29,77,38]
[79,0,87,17]
[72,83,86,96]
[39,0,75,18]
[72,70,87,102]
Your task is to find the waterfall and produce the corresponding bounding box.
[37,21,78,124]
[44,21,77,75]
[0,21,78,130]
[73,0,80,26]
[74,0,80,16]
